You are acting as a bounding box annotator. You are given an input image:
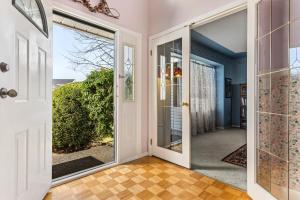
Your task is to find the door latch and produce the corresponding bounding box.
[0,62,9,72]
[182,102,189,107]
[0,88,18,98]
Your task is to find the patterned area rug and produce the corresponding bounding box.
[222,144,247,168]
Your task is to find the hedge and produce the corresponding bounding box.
[82,69,114,140]
[52,82,94,152]
[52,68,114,152]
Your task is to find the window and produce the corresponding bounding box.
[124,45,135,101]
[13,0,48,36]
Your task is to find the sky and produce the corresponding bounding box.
[53,24,89,82]
[53,24,114,82]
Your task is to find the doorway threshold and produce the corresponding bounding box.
[52,161,117,187]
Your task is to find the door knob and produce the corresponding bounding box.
[0,62,9,72]
[0,88,18,98]
[182,102,189,107]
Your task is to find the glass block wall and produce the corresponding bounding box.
[256,0,300,200]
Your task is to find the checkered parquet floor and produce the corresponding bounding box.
[45,156,251,200]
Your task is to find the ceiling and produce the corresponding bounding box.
[192,10,247,56]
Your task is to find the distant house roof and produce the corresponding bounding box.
[53,79,75,88]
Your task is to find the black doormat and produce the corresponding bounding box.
[222,144,247,168]
[52,156,104,179]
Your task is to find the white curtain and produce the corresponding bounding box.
[191,61,216,136]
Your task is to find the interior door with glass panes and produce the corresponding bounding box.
[150,26,190,168]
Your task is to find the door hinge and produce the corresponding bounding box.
[150,139,152,145]
[150,50,152,56]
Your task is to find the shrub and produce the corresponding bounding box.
[52,83,94,152]
[82,68,114,140]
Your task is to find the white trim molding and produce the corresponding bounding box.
[120,152,149,164]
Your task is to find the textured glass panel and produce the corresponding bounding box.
[271,0,289,31]
[289,162,300,200]
[270,114,288,161]
[157,39,182,153]
[124,45,134,101]
[257,0,271,37]
[270,70,289,115]
[258,35,270,74]
[289,69,300,199]
[257,149,271,192]
[289,68,300,116]
[289,116,300,163]
[258,74,270,112]
[271,25,289,72]
[271,156,288,200]
[291,0,300,21]
[14,0,47,35]
[290,20,300,69]
[257,113,270,152]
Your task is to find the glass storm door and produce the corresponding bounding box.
[151,27,191,168]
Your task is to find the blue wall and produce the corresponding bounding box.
[231,57,247,127]
[191,40,247,128]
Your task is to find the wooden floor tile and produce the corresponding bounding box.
[44,156,252,200]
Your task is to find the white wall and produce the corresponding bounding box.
[148,0,242,35]
[52,0,148,34]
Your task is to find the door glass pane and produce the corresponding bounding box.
[124,45,135,101]
[157,39,182,153]
[14,0,48,35]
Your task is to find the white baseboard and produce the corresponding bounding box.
[120,152,149,164]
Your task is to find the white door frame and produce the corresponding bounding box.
[52,1,143,187]
[148,0,276,199]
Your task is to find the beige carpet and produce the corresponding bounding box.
[191,128,247,190]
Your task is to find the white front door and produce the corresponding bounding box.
[0,0,52,200]
[150,26,191,168]
[117,30,143,163]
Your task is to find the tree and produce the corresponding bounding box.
[65,31,114,73]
